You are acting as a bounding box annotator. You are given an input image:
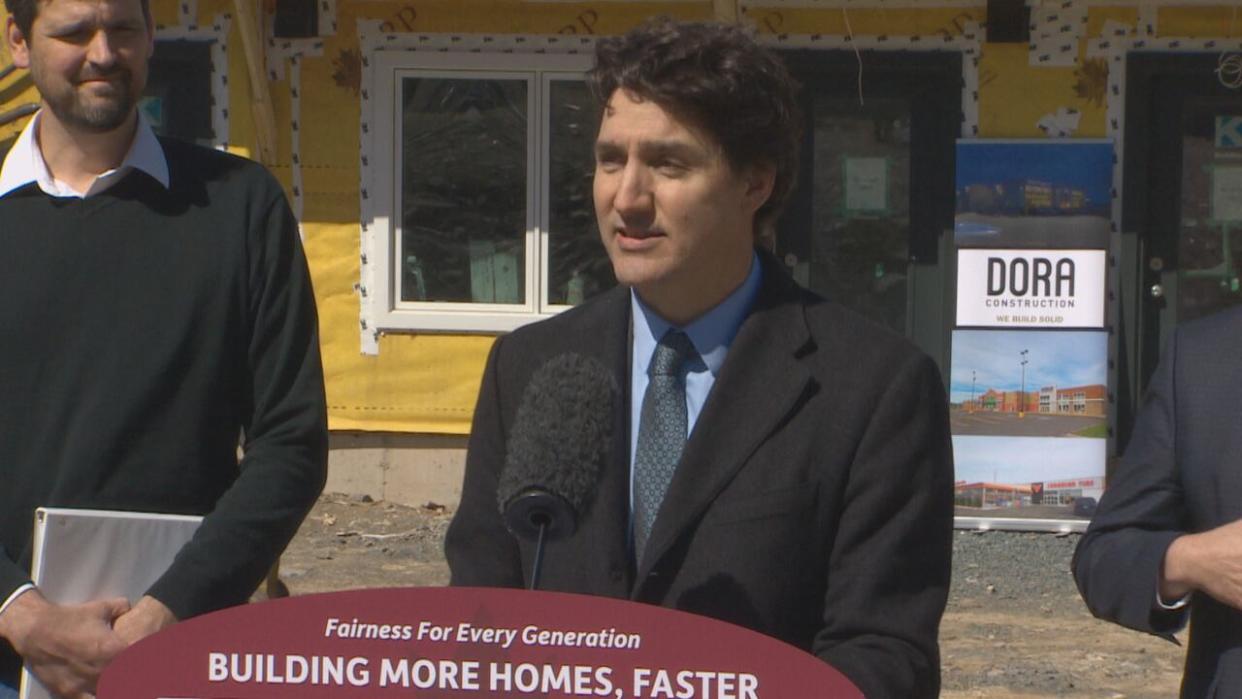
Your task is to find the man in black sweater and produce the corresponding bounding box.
[0,1,327,697]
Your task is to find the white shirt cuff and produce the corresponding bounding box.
[1155,581,1191,610]
[0,584,35,617]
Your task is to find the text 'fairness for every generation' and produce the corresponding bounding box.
[324,617,644,650]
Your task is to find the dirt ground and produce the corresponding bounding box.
[278,494,1186,698]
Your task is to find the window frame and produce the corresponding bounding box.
[370,50,596,333]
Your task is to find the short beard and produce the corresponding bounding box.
[44,73,137,134]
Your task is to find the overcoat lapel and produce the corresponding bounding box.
[632,262,816,591]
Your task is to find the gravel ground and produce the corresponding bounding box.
[950,529,1083,609]
[942,530,1185,698]
[279,495,453,591]
[280,496,1187,698]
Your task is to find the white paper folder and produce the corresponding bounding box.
[19,507,202,699]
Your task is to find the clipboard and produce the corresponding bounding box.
[19,508,202,699]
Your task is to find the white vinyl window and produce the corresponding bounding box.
[369,51,613,333]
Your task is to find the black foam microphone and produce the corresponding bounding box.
[497,353,618,590]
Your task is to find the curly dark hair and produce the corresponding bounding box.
[5,0,152,41]
[589,18,802,233]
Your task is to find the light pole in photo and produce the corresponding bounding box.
[1019,349,1029,418]
[970,370,977,413]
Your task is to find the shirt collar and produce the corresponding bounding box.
[0,110,170,199]
[631,252,763,378]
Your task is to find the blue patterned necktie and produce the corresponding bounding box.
[633,330,697,566]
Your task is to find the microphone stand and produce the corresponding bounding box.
[529,517,550,591]
[504,491,573,591]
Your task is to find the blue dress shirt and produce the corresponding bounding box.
[629,253,763,510]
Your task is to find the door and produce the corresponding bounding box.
[1122,53,1242,449]
[144,40,217,145]
[777,50,961,372]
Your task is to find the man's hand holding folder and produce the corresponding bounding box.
[0,589,128,699]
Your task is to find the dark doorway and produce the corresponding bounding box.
[777,50,962,373]
[1121,52,1242,450]
[145,40,216,145]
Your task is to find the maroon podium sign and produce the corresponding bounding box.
[98,587,861,698]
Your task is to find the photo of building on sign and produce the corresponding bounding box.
[954,141,1113,249]
[949,329,1108,438]
[953,436,1106,520]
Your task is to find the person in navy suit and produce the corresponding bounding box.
[446,18,954,698]
[1076,306,1242,698]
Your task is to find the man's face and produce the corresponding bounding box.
[593,89,774,324]
[6,0,153,133]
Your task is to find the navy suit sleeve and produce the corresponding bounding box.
[815,351,955,699]
[445,335,526,587]
[1073,331,1187,637]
